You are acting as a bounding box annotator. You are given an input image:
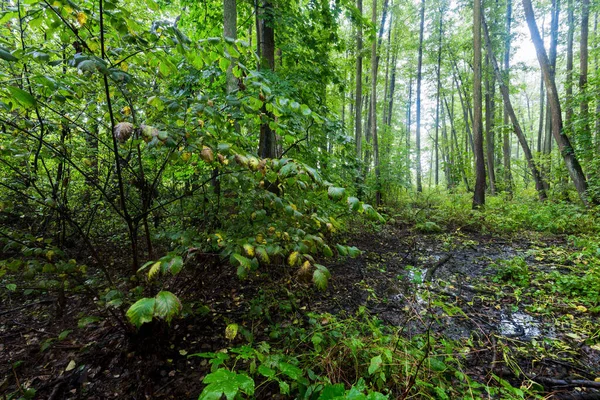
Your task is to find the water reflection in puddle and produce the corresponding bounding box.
[498,311,541,338]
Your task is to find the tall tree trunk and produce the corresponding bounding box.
[355,0,363,160]
[565,0,574,134]
[522,0,592,205]
[416,0,425,192]
[444,96,470,190]
[485,53,496,195]
[224,0,237,94]
[483,17,548,200]
[472,0,485,208]
[544,0,559,156]
[370,0,381,206]
[258,0,277,159]
[434,8,443,186]
[580,0,591,160]
[406,75,412,185]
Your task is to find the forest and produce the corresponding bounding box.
[1,0,600,397]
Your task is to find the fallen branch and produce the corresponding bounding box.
[529,375,600,390]
[0,299,53,316]
[424,254,452,282]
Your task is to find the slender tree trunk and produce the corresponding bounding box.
[544,0,559,156]
[580,0,591,160]
[485,53,496,195]
[258,0,277,159]
[565,0,574,134]
[370,0,381,206]
[472,0,485,208]
[406,75,412,185]
[483,18,548,200]
[224,0,237,94]
[522,0,592,205]
[355,0,363,160]
[416,0,425,192]
[434,9,443,186]
[444,95,470,190]
[537,73,544,153]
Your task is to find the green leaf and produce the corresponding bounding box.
[429,357,447,372]
[319,384,345,399]
[327,186,346,201]
[300,104,312,116]
[166,256,183,275]
[200,369,255,400]
[78,315,101,328]
[0,47,18,62]
[347,196,361,211]
[313,269,328,291]
[126,297,156,328]
[6,283,16,291]
[225,323,238,340]
[258,364,276,378]
[219,57,230,72]
[347,246,361,258]
[368,355,383,375]
[278,362,302,380]
[154,291,182,323]
[336,244,348,256]
[255,246,270,264]
[7,86,36,108]
[58,330,71,340]
[322,244,333,257]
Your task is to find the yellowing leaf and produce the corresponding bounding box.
[575,305,588,312]
[148,261,161,279]
[225,323,238,340]
[590,344,600,351]
[243,243,255,257]
[288,251,299,267]
[77,12,87,26]
[65,360,76,371]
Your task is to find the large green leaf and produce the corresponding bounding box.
[0,47,18,62]
[199,369,255,400]
[278,362,302,380]
[154,291,182,323]
[368,355,382,375]
[327,186,346,201]
[126,297,156,328]
[7,86,36,109]
[313,268,328,291]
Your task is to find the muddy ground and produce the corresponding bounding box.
[1,223,599,399]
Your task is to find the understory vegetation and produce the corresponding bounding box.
[2,0,600,398]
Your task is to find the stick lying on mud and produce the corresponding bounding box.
[0,299,53,316]
[424,254,452,282]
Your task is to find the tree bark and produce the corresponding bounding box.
[370,0,381,206]
[580,0,591,158]
[355,0,363,160]
[434,8,443,186]
[565,0,574,134]
[416,0,425,192]
[485,53,496,195]
[502,28,513,198]
[483,17,548,200]
[472,0,485,208]
[258,0,277,159]
[522,0,592,205]
[224,0,237,94]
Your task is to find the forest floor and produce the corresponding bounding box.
[2,220,600,399]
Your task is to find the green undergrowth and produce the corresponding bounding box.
[388,190,600,235]
[193,307,534,400]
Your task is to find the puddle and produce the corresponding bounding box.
[498,311,541,339]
